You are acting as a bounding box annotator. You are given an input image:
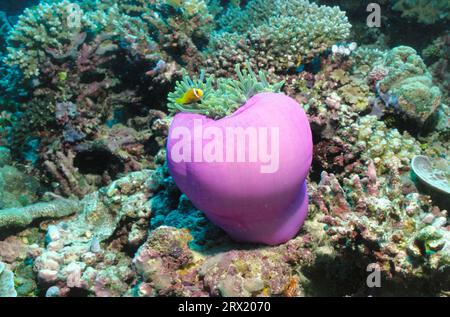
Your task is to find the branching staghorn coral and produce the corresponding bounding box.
[77,0,217,69]
[0,11,12,51]
[168,63,285,119]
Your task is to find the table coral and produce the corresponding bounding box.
[205,0,351,76]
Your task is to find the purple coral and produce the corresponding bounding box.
[167,93,313,245]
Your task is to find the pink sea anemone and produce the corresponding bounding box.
[167,92,313,245]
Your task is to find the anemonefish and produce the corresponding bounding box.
[176,88,204,105]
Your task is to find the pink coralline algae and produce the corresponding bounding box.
[167,93,313,245]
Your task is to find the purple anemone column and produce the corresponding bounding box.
[167,92,313,245]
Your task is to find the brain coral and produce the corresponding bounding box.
[373,46,442,131]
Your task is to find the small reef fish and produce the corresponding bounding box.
[230,0,242,7]
[295,55,305,73]
[58,72,68,82]
[176,88,204,105]
[166,0,183,8]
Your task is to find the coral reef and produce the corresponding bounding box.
[0,261,17,297]
[168,63,284,119]
[32,170,153,296]
[205,0,351,76]
[132,225,315,297]
[422,32,450,103]
[370,46,442,134]
[310,161,450,295]
[0,199,79,231]
[2,0,220,196]
[0,164,42,208]
[0,146,11,167]
[392,0,450,24]
[0,0,448,298]
[0,11,12,52]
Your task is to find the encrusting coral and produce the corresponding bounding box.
[0,199,79,231]
[340,115,421,174]
[309,160,450,295]
[32,170,153,295]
